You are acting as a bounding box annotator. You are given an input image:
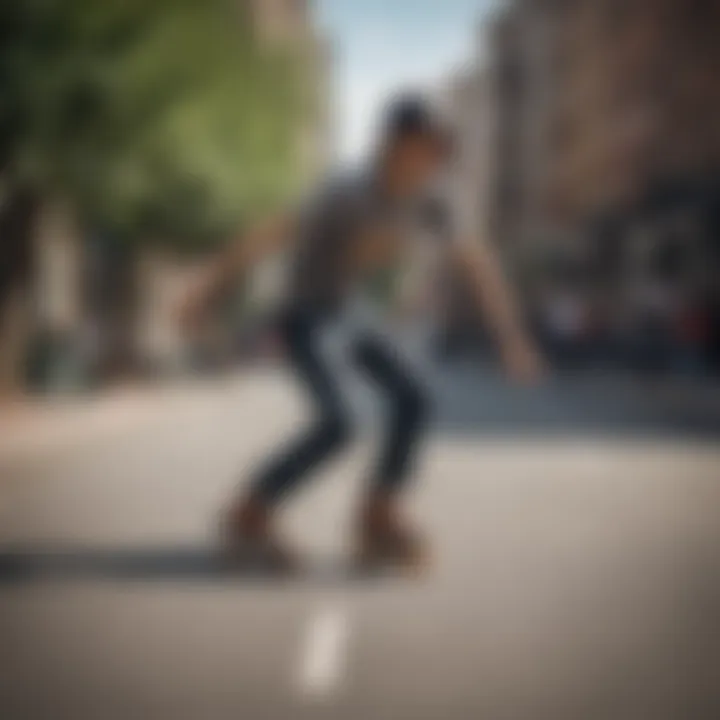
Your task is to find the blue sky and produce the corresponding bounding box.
[315,0,496,161]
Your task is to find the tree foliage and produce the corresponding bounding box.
[0,0,306,248]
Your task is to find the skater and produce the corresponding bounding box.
[179,95,542,572]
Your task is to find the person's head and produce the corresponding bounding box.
[376,94,454,197]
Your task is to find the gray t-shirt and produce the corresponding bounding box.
[286,169,458,311]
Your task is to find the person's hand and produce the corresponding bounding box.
[501,335,546,385]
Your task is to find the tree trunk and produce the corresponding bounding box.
[0,187,38,401]
[84,232,141,384]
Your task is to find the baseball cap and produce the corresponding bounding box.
[382,93,455,155]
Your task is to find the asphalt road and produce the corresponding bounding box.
[1,369,720,719]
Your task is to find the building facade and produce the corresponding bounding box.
[467,0,720,284]
[548,1,720,217]
[485,0,559,261]
[248,0,335,180]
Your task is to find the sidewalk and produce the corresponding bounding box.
[0,370,277,464]
[0,376,234,461]
[0,388,166,462]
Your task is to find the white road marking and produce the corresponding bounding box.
[296,605,350,699]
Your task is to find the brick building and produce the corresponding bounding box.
[548,0,720,221]
[471,0,720,285]
[545,0,720,282]
[485,0,558,258]
[248,0,335,180]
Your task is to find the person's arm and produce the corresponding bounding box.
[178,212,294,330]
[448,238,543,382]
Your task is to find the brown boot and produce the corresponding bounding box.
[355,490,429,575]
[220,494,299,573]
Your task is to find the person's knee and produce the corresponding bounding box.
[395,384,430,428]
[320,411,354,450]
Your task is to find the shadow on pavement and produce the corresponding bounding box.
[0,545,401,587]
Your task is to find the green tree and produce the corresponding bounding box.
[0,0,306,388]
[3,0,304,241]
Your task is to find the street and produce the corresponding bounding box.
[1,367,720,719]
